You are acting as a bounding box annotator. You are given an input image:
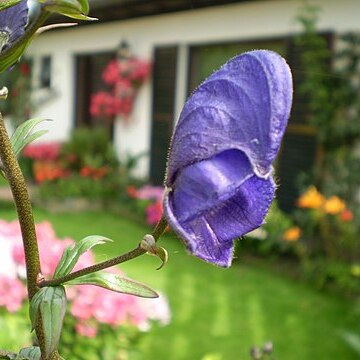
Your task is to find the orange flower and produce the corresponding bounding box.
[297,186,325,209]
[323,196,346,215]
[340,208,353,222]
[282,226,301,242]
[80,166,93,177]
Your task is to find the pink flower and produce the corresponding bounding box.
[0,275,27,312]
[102,59,121,86]
[90,91,117,118]
[0,219,171,333]
[69,267,171,331]
[146,201,163,226]
[127,58,151,83]
[135,293,172,331]
[23,143,61,161]
[135,185,164,201]
[75,322,98,338]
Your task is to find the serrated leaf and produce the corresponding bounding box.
[19,347,41,360]
[0,0,22,11]
[10,118,49,157]
[65,272,159,298]
[53,235,112,279]
[40,287,67,358]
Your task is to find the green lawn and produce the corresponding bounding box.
[0,203,359,359]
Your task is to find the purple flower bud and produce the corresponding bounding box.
[163,50,293,267]
[0,1,28,52]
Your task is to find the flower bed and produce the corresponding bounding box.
[0,220,170,359]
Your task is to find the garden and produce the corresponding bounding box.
[0,1,360,360]
[0,206,359,360]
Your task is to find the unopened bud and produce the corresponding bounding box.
[140,234,157,253]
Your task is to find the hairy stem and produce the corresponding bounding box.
[0,114,51,359]
[40,216,168,287]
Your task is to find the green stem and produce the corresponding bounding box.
[40,216,168,288]
[0,114,50,359]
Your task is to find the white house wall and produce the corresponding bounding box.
[27,0,360,178]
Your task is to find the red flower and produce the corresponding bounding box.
[102,60,121,86]
[340,208,353,222]
[19,62,30,76]
[91,56,151,121]
[126,185,138,198]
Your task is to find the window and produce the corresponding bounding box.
[40,56,51,88]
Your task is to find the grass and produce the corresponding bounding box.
[0,203,359,359]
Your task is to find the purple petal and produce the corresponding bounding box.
[0,1,28,52]
[171,149,253,223]
[164,153,276,266]
[164,50,292,267]
[166,50,292,185]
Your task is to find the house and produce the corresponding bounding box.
[25,0,360,210]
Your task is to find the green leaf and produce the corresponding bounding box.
[0,41,28,74]
[29,287,67,358]
[0,0,21,11]
[65,272,159,298]
[29,288,46,331]
[77,0,89,14]
[18,347,41,360]
[53,235,112,279]
[10,118,49,157]
[39,0,97,21]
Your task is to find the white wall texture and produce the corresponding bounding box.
[26,0,360,178]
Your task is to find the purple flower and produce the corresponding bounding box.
[0,1,28,52]
[163,50,293,267]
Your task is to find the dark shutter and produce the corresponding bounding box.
[276,127,318,212]
[149,46,178,185]
[275,34,333,211]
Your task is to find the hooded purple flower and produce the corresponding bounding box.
[0,1,28,52]
[163,50,293,267]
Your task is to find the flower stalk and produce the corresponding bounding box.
[0,112,58,360]
[39,215,168,288]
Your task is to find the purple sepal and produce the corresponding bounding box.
[164,50,293,267]
[164,150,276,267]
[0,1,28,52]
